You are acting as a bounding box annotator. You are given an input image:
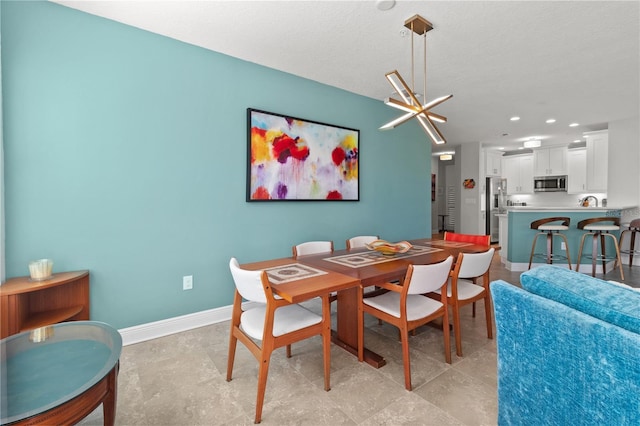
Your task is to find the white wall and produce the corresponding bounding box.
[608,116,640,213]
[458,142,482,234]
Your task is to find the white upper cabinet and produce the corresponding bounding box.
[503,154,534,194]
[533,147,567,176]
[567,148,587,194]
[584,130,608,192]
[485,150,503,176]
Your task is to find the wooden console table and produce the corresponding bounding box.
[0,270,90,339]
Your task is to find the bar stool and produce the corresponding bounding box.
[576,217,624,280]
[527,217,572,270]
[619,218,640,267]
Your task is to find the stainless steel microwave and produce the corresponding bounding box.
[534,175,567,192]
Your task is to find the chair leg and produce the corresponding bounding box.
[226,328,238,382]
[546,232,553,264]
[452,304,463,357]
[599,233,607,275]
[558,233,572,270]
[442,309,452,364]
[576,232,589,272]
[591,233,599,277]
[605,233,625,281]
[254,347,273,424]
[400,325,412,391]
[484,294,493,340]
[321,296,331,392]
[528,233,541,270]
[358,297,365,362]
[631,232,637,267]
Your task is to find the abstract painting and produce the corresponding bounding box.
[247,108,359,201]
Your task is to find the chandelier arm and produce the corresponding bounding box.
[379,110,420,130]
[385,98,447,123]
[386,71,421,108]
[420,94,453,112]
[418,114,447,144]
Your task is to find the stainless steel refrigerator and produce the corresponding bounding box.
[486,177,507,243]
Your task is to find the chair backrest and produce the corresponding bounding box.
[530,217,570,230]
[292,241,334,256]
[346,235,379,250]
[444,231,490,246]
[229,258,267,303]
[456,248,495,279]
[577,217,621,229]
[406,256,454,294]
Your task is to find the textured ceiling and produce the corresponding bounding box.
[53,0,640,152]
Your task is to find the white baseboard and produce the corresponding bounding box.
[118,301,259,346]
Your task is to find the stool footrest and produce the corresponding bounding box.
[532,253,570,262]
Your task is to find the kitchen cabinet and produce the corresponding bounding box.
[585,130,608,192]
[567,148,587,194]
[503,154,533,194]
[533,147,567,176]
[485,150,503,176]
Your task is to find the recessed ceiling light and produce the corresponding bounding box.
[510,116,520,121]
[518,147,524,150]
[569,123,579,127]
[573,139,582,143]
[546,119,556,124]
[498,147,505,150]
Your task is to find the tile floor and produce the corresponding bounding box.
[79,255,639,426]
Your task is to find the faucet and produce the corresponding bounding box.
[580,195,599,207]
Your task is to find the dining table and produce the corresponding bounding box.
[240,238,494,368]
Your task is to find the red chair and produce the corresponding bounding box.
[443,231,490,246]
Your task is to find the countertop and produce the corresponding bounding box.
[506,206,637,212]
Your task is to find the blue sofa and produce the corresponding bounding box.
[490,266,640,425]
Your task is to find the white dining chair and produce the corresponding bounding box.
[292,241,334,256]
[432,248,495,357]
[358,255,454,391]
[226,258,331,423]
[346,235,379,250]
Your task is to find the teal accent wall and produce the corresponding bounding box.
[2,2,431,328]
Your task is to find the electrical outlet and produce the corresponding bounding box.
[561,242,566,251]
[183,275,193,290]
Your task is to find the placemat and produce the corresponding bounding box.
[265,263,328,284]
[324,245,444,268]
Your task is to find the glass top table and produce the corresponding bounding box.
[1,321,122,425]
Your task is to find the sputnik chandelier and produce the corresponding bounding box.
[380,14,452,144]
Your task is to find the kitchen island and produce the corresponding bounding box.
[502,206,637,272]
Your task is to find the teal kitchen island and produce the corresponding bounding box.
[502,206,635,272]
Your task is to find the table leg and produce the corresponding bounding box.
[102,363,119,426]
[332,286,386,368]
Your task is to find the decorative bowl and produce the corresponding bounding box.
[365,239,413,256]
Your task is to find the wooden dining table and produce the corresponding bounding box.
[240,238,493,368]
